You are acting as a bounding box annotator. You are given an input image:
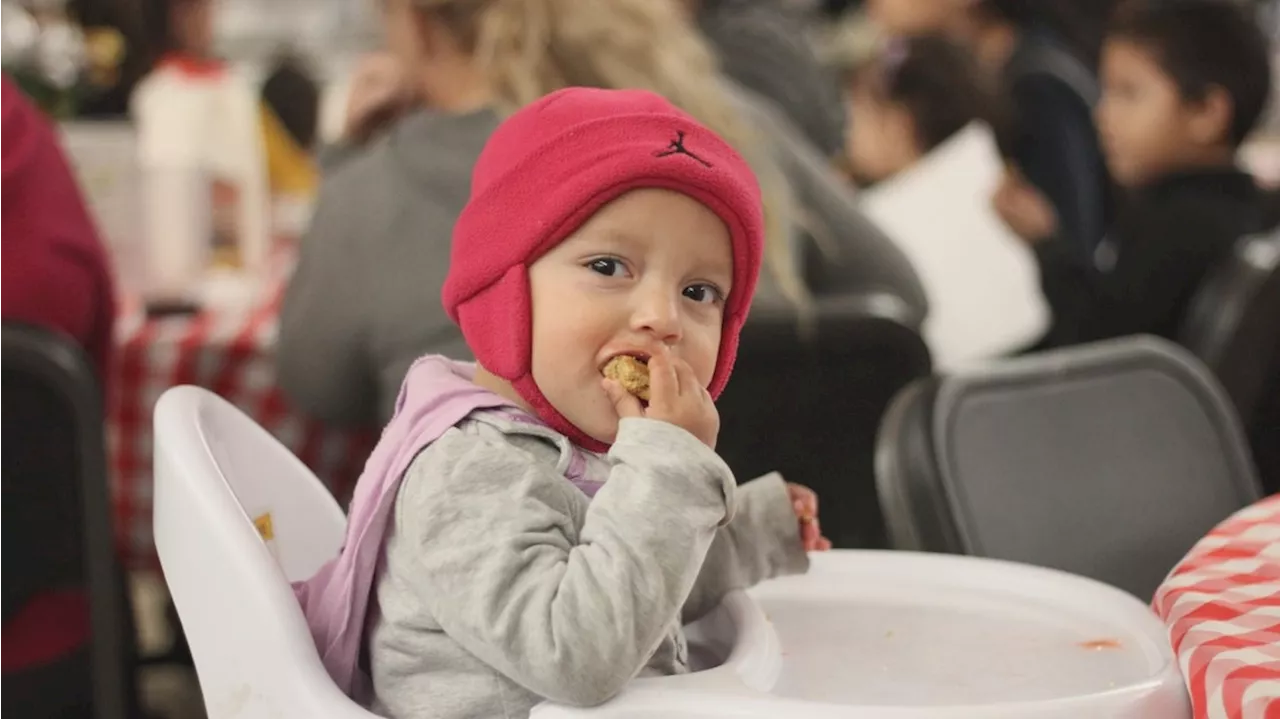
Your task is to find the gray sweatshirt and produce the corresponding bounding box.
[278,87,925,429]
[369,411,807,719]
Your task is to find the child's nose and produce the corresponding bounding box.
[630,287,682,343]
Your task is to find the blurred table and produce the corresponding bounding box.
[107,255,374,571]
[1152,494,1280,719]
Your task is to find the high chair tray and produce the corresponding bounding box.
[533,550,1190,718]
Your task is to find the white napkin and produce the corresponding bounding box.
[860,122,1050,369]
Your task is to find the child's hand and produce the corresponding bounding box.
[604,347,719,449]
[788,483,832,552]
[992,166,1059,244]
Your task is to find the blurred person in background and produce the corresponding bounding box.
[145,0,216,72]
[688,0,848,158]
[278,0,926,431]
[2,73,119,719]
[868,0,1112,261]
[993,0,1272,347]
[841,34,1000,186]
[1,75,115,385]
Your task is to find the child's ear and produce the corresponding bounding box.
[1187,85,1235,147]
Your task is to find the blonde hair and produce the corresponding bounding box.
[414,0,812,310]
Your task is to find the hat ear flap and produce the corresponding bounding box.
[456,265,532,382]
[707,320,740,401]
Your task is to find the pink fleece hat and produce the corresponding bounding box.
[441,87,764,452]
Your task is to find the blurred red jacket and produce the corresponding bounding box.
[1,74,117,672]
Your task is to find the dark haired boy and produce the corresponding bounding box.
[994,0,1273,347]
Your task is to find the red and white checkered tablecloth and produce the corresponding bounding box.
[1153,494,1280,719]
[107,274,375,571]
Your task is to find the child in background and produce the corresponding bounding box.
[294,87,830,719]
[867,0,1112,259]
[842,35,999,186]
[994,0,1272,347]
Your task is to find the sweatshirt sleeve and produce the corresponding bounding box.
[1032,233,1096,348]
[1034,195,1229,346]
[682,472,808,623]
[1011,77,1109,259]
[276,156,379,428]
[386,417,735,707]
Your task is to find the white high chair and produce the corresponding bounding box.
[154,386,1190,719]
[151,386,779,719]
[153,386,373,718]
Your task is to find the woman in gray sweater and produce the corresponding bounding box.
[278,0,926,429]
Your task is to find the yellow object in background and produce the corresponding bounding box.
[84,26,126,88]
[258,103,318,198]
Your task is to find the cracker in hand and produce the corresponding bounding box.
[602,355,651,401]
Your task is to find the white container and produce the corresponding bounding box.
[139,165,213,301]
[535,551,1190,718]
[59,121,147,296]
[131,59,270,308]
[859,123,1051,370]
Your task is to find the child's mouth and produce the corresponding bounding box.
[602,354,651,402]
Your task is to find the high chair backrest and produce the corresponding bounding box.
[152,385,376,719]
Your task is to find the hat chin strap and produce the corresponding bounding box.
[511,374,611,453]
[456,266,611,453]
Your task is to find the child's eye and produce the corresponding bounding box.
[683,283,724,304]
[586,258,628,277]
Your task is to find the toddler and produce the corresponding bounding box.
[295,87,830,719]
[844,35,997,186]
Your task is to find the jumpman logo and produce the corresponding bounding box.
[654,131,712,168]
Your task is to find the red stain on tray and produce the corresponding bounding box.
[1078,638,1123,650]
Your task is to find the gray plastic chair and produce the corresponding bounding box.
[874,336,1262,600]
[1179,231,1280,493]
[1179,230,1280,425]
[718,292,931,549]
[2,323,137,719]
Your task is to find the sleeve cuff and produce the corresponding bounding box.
[737,472,810,578]
[610,418,737,526]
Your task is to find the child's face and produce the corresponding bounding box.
[845,85,923,185]
[1097,39,1233,187]
[867,0,957,37]
[527,189,733,444]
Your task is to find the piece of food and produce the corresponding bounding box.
[603,355,650,401]
[1078,638,1122,651]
